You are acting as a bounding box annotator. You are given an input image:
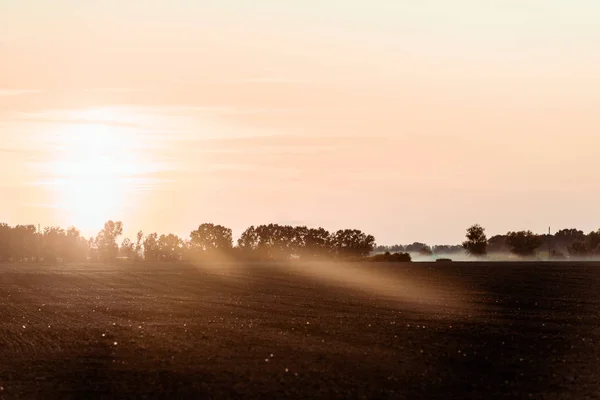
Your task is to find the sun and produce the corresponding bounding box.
[49,113,141,234]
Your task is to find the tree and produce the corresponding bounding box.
[41,227,66,263]
[405,242,428,253]
[487,235,508,253]
[237,224,298,260]
[95,221,123,262]
[370,251,411,262]
[462,224,487,256]
[143,233,160,261]
[331,229,375,258]
[134,231,144,261]
[568,241,588,257]
[0,223,11,262]
[419,246,433,256]
[120,238,134,259]
[294,227,332,260]
[238,226,259,252]
[506,231,542,257]
[254,224,297,260]
[189,223,233,257]
[157,234,184,261]
[10,224,38,262]
[586,230,600,255]
[64,227,87,262]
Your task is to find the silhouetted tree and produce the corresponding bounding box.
[331,229,375,258]
[554,229,585,254]
[294,226,332,260]
[586,230,600,255]
[64,227,87,262]
[41,227,66,263]
[506,231,542,257]
[143,233,160,261]
[0,223,11,262]
[11,224,38,262]
[405,242,428,253]
[189,223,233,257]
[255,224,297,260]
[568,241,588,257]
[370,251,411,262]
[462,224,487,256]
[95,221,123,262]
[238,226,259,252]
[120,238,134,259]
[487,235,508,253]
[419,246,433,256]
[134,231,144,261]
[157,234,184,261]
[434,245,464,255]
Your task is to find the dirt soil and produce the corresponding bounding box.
[1,261,600,399]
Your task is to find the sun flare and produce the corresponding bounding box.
[47,111,143,234]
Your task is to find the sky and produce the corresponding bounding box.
[1,1,599,245]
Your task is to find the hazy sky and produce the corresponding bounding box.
[1,1,599,244]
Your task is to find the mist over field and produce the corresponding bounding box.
[3,0,600,398]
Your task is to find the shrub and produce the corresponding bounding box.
[369,252,411,262]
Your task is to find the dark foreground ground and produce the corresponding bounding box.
[1,261,600,399]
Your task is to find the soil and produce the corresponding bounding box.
[1,261,599,399]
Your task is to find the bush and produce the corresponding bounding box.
[436,258,453,262]
[369,252,411,262]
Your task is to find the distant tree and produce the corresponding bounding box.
[375,245,390,253]
[189,223,233,257]
[95,221,123,262]
[554,229,585,254]
[157,234,184,261]
[487,235,508,253]
[568,241,588,257]
[419,246,433,256]
[506,231,542,257]
[389,244,406,253]
[120,238,134,259]
[143,233,160,261]
[331,229,375,259]
[432,245,464,255]
[370,251,411,262]
[294,226,332,260]
[88,237,98,261]
[255,224,297,260]
[405,242,428,253]
[64,227,87,262]
[134,231,144,261]
[549,249,566,259]
[238,226,259,253]
[586,230,600,255]
[41,227,67,263]
[462,224,487,256]
[10,224,38,262]
[0,223,11,262]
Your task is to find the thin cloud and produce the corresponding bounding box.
[246,76,309,84]
[82,88,144,93]
[11,116,143,129]
[0,89,42,96]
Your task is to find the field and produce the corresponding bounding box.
[1,261,600,399]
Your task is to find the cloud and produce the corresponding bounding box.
[246,76,309,84]
[11,115,143,129]
[82,88,144,93]
[0,89,41,96]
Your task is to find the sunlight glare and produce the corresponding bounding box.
[49,111,143,233]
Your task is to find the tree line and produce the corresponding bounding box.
[0,221,377,263]
[374,244,464,257]
[3,220,599,264]
[462,224,600,258]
